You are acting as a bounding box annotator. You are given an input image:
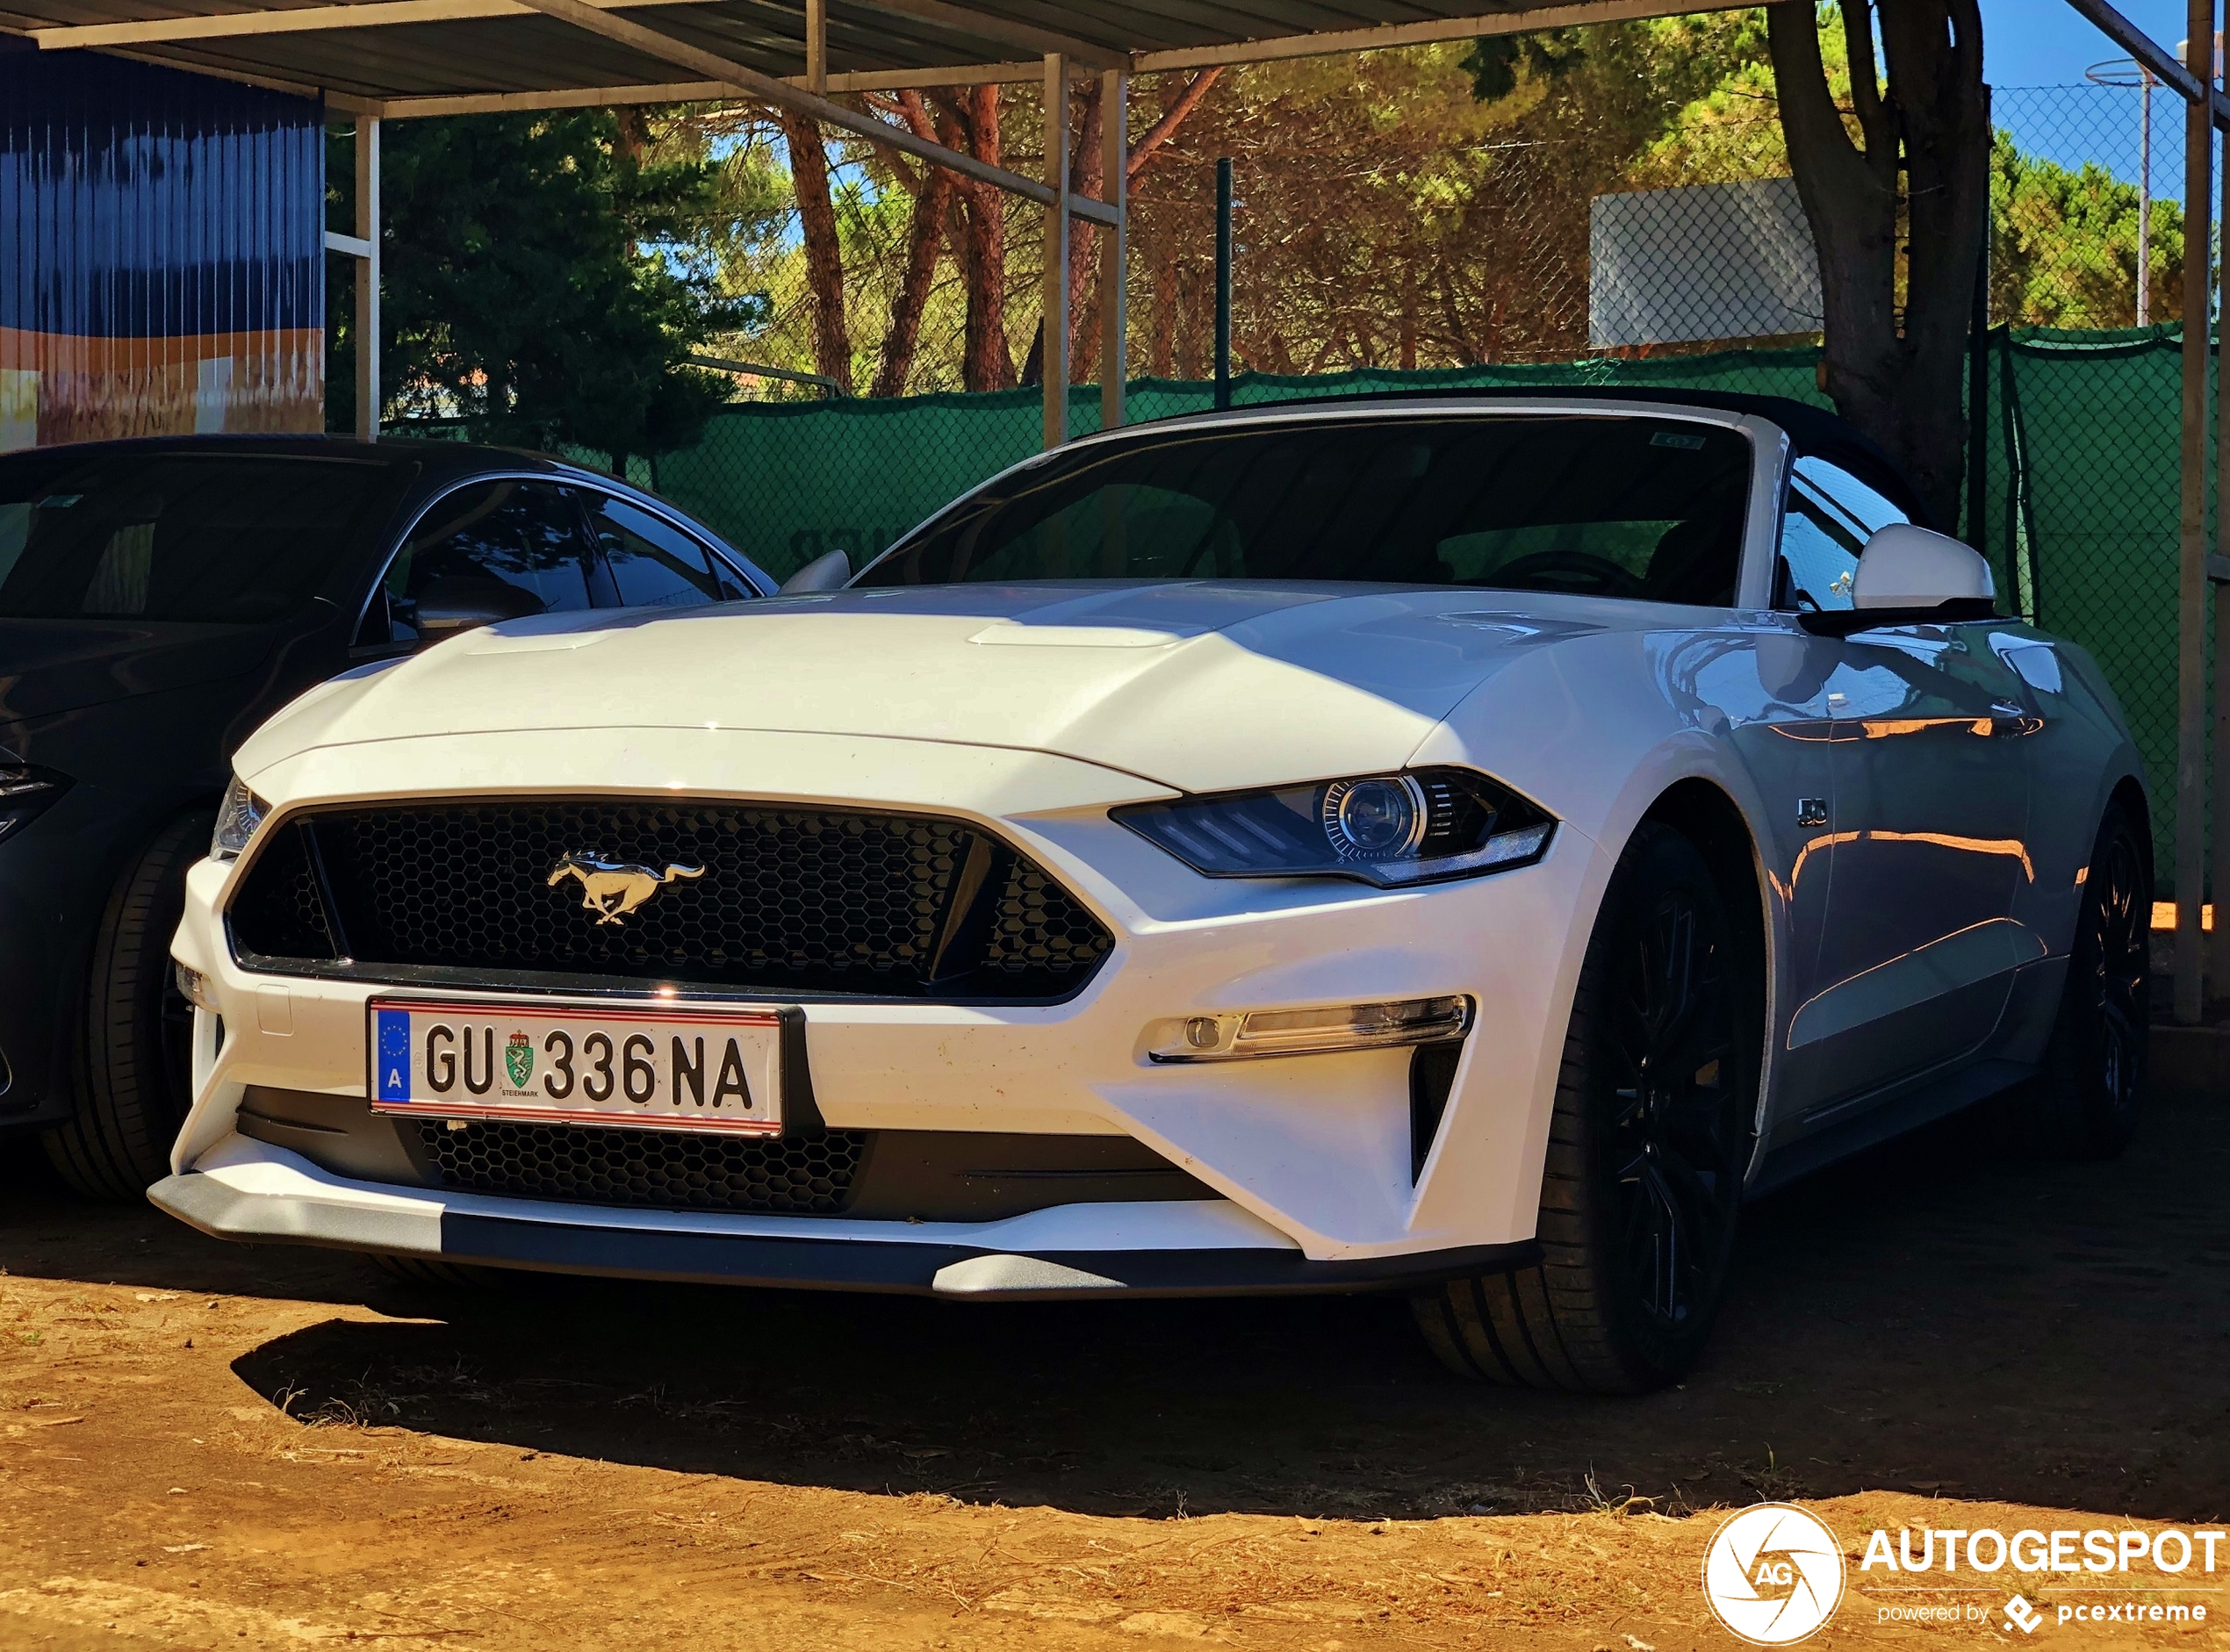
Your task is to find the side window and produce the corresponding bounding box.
[586,495,743,608]
[1777,485,1863,613]
[1796,456,1910,537]
[361,480,595,645]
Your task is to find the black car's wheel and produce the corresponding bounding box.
[1413,822,1756,1393]
[2028,801,2150,1159]
[44,812,212,1201]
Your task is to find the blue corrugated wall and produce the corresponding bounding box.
[0,51,324,449]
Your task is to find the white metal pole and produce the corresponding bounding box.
[1099,67,1126,433]
[354,115,380,442]
[2141,74,2154,324]
[1042,53,1068,449]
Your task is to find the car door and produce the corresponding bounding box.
[1782,458,2037,1113]
[356,478,600,649]
[579,492,758,611]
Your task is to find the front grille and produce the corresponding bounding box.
[227,800,1112,1001]
[414,1117,866,1214]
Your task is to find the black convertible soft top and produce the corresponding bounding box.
[1239,383,1937,531]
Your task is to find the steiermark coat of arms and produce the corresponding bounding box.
[504,1030,534,1088]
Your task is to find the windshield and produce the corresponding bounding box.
[856,414,1753,605]
[0,453,393,623]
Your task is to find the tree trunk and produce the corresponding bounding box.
[933,87,1017,392]
[1067,78,1104,384]
[779,110,853,392]
[873,166,952,398]
[1769,0,1989,525]
[871,91,953,399]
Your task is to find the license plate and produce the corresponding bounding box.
[367,998,783,1134]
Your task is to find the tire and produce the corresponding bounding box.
[2027,801,2150,1160]
[1412,822,1756,1393]
[43,812,214,1201]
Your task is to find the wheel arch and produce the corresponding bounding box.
[1634,778,1773,1153]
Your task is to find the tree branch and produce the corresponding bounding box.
[1126,67,1221,182]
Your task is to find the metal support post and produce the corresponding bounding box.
[1041,53,1068,449]
[804,0,825,94]
[2213,41,2230,995]
[2174,0,2216,1024]
[354,115,380,442]
[1099,68,1126,433]
[1967,89,1991,558]
[1213,156,1233,411]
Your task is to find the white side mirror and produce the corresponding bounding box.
[779,548,852,594]
[1853,524,1995,611]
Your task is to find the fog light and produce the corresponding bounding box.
[1148,995,1472,1063]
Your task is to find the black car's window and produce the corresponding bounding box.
[586,494,743,608]
[1775,457,1903,614]
[0,455,391,623]
[365,480,595,644]
[856,416,1752,606]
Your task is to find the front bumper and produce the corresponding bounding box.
[149,1138,1537,1297]
[168,728,1609,1266]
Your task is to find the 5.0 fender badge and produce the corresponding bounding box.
[547,852,705,925]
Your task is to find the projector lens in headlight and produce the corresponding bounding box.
[1115,767,1552,887]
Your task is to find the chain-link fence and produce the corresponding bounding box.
[389,75,2219,884]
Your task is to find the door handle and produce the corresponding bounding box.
[1989,700,2041,736]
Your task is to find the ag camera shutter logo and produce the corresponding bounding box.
[1701,1503,1846,1644]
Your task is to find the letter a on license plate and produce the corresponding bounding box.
[367,997,784,1134]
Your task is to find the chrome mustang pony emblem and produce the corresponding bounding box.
[547,852,705,925]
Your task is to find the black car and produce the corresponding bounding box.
[0,435,773,1196]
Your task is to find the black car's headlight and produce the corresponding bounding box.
[211,776,269,861]
[1114,766,1554,887]
[0,764,69,848]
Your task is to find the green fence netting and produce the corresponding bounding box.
[404,327,2206,886]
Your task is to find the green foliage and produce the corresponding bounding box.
[1991,132,2181,328]
[1462,29,1587,102]
[327,111,767,456]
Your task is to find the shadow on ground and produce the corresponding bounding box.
[5,1087,2226,1524]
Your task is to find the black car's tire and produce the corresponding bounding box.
[1412,822,1755,1393]
[2027,801,2151,1160]
[44,812,213,1202]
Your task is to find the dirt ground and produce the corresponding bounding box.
[0,1080,2225,1651]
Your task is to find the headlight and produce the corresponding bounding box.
[0,763,69,848]
[211,777,268,861]
[1113,766,1553,887]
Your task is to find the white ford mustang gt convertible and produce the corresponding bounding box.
[153,391,2151,1393]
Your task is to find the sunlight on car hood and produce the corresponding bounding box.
[236,581,1630,794]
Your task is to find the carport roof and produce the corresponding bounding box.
[0,0,1735,116]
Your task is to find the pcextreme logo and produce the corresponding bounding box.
[1702,1503,1846,1645]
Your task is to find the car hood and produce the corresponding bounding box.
[0,617,284,723]
[236,582,1644,794]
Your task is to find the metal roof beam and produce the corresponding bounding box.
[1133,0,1757,71]
[2061,0,2230,126]
[27,0,709,50]
[373,59,1043,115]
[846,0,1123,71]
[508,0,1117,220]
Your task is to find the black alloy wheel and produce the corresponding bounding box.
[1604,869,1746,1342]
[1413,822,1757,1392]
[2029,801,2150,1158]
